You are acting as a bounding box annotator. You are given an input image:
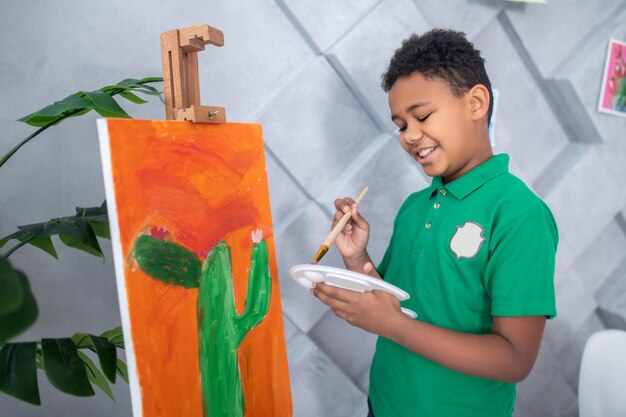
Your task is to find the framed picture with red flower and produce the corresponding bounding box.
[599,38,626,117]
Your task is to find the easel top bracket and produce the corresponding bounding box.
[160,24,226,123]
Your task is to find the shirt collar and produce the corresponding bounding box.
[429,153,510,200]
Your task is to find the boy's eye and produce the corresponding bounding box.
[417,112,432,122]
[398,126,407,132]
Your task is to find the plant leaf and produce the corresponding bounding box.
[110,335,124,348]
[20,94,92,119]
[42,338,94,397]
[59,210,106,256]
[99,326,122,342]
[90,336,117,382]
[75,201,107,217]
[80,91,130,119]
[127,84,162,95]
[77,351,115,401]
[119,91,148,104]
[87,221,110,239]
[101,84,162,99]
[98,85,140,94]
[135,76,163,84]
[1,235,28,248]
[25,236,58,259]
[69,334,116,383]
[58,222,103,257]
[113,78,164,102]
[0,270,38,344]
[100,326,124,348]
[18,94,94,127]
[115,78,144,86]
[1,203,109,258]
[17,78,162,127]
[77,202,110,239]
[4,77,161,168]
[116,77,163,86]
[116,359,128,384]
[0,342,40,405]
[132,234,202,288]
[0,257,23,315]
[71,332,90,349]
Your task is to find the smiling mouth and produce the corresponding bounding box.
[416,146,437,159]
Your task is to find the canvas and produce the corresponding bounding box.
[97,118,292,417]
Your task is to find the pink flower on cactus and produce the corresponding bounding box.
[251,228,263,243]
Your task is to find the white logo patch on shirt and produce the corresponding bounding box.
[450,221,486,259]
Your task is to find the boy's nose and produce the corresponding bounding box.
[404,125,424,144]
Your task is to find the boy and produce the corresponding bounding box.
[311,29,558,417]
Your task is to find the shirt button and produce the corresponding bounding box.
[434,202,441,209]
[425,222,432,229]
[440,189,447,196]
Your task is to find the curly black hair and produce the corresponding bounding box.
[381,29,493,121]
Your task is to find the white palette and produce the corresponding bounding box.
[289,264,417,319]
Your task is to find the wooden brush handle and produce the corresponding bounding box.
[323,187,368,246]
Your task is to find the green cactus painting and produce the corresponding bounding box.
[132,229,271,417]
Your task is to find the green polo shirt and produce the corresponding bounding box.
[369,153,558,417]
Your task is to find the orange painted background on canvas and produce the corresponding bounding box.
[106,119,292,416]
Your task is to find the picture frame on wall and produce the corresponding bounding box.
[598,38,626,118]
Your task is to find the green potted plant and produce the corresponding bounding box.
[0,77,162,405]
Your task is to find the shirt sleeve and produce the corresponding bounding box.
[484,204,558,318]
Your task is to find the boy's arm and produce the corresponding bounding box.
[312,284,545,383]
[385,312,546,383]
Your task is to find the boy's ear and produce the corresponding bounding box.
[467,84,490,121]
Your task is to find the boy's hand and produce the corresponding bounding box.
[333,198,370,260]
[311,282,406,337]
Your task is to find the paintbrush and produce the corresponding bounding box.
[311,186,369,264]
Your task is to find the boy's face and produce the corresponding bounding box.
[388,72,491,183]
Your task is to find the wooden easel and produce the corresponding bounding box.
[160,24,226,123]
